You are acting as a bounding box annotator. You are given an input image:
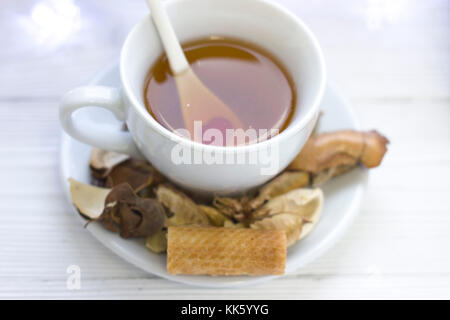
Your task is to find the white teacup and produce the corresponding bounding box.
[60,0,326,194]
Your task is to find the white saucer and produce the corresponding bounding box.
[60,63,367,288]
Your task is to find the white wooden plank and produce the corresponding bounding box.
[1,276,449,300]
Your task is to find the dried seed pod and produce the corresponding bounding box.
[89,148,130,179]
[101,184,166,238]
[69,179,166,238]
[146,230,168,253]
[155,185,210,226]
[288,130,389,173]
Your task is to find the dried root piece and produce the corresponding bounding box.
[89,148,130,179]
[146,230,168,253]
[360,131,390,168]
[312,164,356,186]
[167,226,286,275]
[198,205,231,227]
[155,185,210,226]
[288,130,389,173]
[251,188,323,246]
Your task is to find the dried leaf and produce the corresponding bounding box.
[89,148,130,179]
[69,178,111,219]
[105,159,154,192]
[263,188,323,220]
[251,213,303,246]
[250,171,310,209]
[156,185,209,226]
[251,188,323,245]
[146,230,168,253]
[198,205,231,227]
[212,196,255,223]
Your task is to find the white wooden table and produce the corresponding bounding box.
[1,0,449,299]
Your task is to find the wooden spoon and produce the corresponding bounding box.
[146,0,244,139]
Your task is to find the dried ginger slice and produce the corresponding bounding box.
[288,130,389,173]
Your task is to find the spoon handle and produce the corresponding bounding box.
[146,0,189,74]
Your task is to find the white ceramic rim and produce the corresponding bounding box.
[119,0,327,153]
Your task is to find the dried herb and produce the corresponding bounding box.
[251,213,303,246]
[288,130,389,173]
[250,188,323,246]
[213,196,249,222]
[69,179,165,239]
[100,183,166,238]
[311,164,356,186]
[74,129,389,253]
[89,148,130,179]
[105,159,154,193]
[250,171,310,209]
[212,171,310,224]
[69,178,111,219]
[146,230,168,253]
[155,185,210,226]
[198,205,231,227]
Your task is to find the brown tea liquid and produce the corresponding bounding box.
[144,37,296,142]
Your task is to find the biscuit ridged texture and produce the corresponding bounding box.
[167,226,286,276]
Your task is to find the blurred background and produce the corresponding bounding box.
[0,0,449,299]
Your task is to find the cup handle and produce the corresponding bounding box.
[59,86,143,158]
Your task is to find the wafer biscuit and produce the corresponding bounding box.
[167,226,286,276]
